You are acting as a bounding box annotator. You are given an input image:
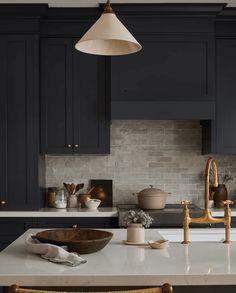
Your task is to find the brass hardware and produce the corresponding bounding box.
[72,224,78,228]
[0,200,6,205]
[65,144,72,148]
[182,157,233,244]
[103,0,114,14]
[73,144,79,148]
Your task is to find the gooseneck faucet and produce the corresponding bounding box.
[182,157,233,244]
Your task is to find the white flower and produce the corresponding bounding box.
[123,210,154,228]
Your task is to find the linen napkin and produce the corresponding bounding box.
[25,233,87,267]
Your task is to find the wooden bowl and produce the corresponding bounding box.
[35,229,113,254]
[78,193,91,208]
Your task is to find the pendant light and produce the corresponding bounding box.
[75,0,142,56]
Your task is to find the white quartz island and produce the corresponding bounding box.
[0,228,236,287]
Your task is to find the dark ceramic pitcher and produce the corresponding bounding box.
[212,184,228,208]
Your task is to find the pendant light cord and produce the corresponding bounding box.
[103,0,114,14]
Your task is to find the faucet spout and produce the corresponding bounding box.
[182,157,233,244]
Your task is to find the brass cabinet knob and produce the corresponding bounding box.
[73,144,79,148]
[65,144,72,148]
[0,200,6,206]
[72,224,78,228]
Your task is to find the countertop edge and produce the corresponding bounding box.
[1,274,236,287]
[0,207,118,217]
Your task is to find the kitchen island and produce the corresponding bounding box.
[0,228,236,289]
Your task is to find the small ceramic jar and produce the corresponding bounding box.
[127,223,145,243]
[67,195,78,208]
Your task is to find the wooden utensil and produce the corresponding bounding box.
[63,183,84,195]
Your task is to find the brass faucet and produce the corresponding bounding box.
[182,157,233,244]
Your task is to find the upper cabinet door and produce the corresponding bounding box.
[216,39,236,154]
[41,38,73,154]
[111,35,214,102]
[40,38,110,154]
[0,35,39,210]
[0,38,5,208]
[72,49,110,154]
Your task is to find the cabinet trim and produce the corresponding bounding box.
[111,101,215,120]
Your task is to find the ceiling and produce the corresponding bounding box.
[0,0,234,8]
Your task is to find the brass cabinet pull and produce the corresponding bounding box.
[73,144,79,148]
[72,224,78,228]
[0,200,6,206]
[65,144,72,148]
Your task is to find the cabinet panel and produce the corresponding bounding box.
[41,39,73,154]
[37,217,118,229]
[73,51,109,153]
[111,35,214,102]
[0,39,5,206]
[216,39,236,154]
[41,38,110,154]
[0,35,39,210]
[0,218,34,251]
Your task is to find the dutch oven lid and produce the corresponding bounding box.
[138,185,170,197]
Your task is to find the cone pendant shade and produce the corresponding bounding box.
[75,1,142,56]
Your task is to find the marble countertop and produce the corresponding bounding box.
[0,207,118,217]
[0,228,236,287]
[0,205,235,219]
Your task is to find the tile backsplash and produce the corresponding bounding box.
[45,120,236,206]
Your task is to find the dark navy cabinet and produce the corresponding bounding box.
[41,38,110,154]
[112,35,214,103]
[111,17,216,120]
[37,217,118,229]
[0,35,39,210]
[0,217,118,252]
[0,218,35,251]
[215,39,236,154]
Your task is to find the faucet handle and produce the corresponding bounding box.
[224,200,234,207]
[181,200,191,207]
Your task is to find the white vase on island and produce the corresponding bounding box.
[127,223,145,243]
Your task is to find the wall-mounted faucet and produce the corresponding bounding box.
[182,157,233,244]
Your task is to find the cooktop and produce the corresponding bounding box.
[117,203,201,211]
[117,203,203,227]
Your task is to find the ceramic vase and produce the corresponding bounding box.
[67,195,78,208]
[127,223,145,243]
[213,184,228,208]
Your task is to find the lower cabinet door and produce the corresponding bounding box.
[0,218,35,251]
[37,217,118,229]
[0,288,6,293]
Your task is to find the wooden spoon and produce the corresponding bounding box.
[87,186,95,194]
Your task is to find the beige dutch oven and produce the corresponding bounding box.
[133,185,171,209]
